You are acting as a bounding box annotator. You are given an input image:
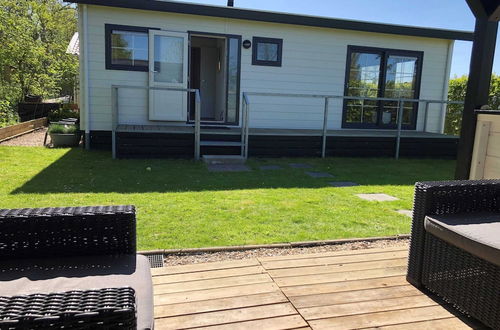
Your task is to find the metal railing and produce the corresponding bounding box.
[111,85,201,159]
[242,92,464,159]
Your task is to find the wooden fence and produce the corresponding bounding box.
[470,112,500,179]
[0,117,48,142]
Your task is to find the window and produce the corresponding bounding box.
[252,37,283,67]
[105,24,152,71]
[343,46,423,129]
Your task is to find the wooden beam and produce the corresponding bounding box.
[466,0,488,17]
[455,18,498,179]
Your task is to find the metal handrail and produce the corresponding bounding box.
[111,85,201,159]
[242,92,464,159]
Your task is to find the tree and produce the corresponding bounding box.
[0,0,78,126]
[446,74,500,135]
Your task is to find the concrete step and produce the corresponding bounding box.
[202,155,246,165]
[200,141,242,147]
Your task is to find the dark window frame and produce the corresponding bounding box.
[105,24,157,72]
[342,45,424,130]
[252,37,283,67]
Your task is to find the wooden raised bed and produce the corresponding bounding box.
[0,117,48,142]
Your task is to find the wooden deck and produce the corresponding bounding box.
[116,124,457,139]
[151,246,477,329]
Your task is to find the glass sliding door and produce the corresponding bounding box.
[381,55,419,127]
[344,51,382,127]
[342,46,423,129]
[226,37,241,124]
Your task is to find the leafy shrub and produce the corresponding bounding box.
[48,104,79,122]
[48,123,78,134]
[0,100,19,128]
[445,74,500,135]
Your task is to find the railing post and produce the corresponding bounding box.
[241,99,247,158]
[111,86,117,159]
[194,90,201,161]
[423,101,430,132]
[321,97,329,158]
[244,101,250,159]
[395,98,404,159]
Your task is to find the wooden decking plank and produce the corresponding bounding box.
[258,246,407,262]
[299,295,437,320]
[282,276,408,297]
[152,259,260,276]
[154,273,272,295]
[290,285,421,308]
[260,251,408,270]
[154,291,288,318]
[154,282,280,306]
[153,266,266,285]
[268,258,407,278]
[308,305,457,329]
[364,317,473,330]
[275,266,406,287]
[155,303,298,329]
[198,315,309,330]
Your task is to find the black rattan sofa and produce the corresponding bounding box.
[407,180,500,329]
[0,205,154,330]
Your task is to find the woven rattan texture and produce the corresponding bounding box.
[0,205,136,260]
[0,287,136,330]
[423,234,500,329]
[407,180,500,329]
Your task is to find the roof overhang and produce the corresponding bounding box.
[67,0,474,41]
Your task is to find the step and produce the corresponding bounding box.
[202,155,246,165]
[200,141,242,147]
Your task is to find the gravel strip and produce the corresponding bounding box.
[0,127,48,146]
[163,238,409,266]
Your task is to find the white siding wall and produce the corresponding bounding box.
[83,5,452,133]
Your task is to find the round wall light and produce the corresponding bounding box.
[242,40,252,49]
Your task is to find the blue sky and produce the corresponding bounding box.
[190,0,499,77]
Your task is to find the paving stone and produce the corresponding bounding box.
[329,181,359,187]
[208,164,251,172]
[289,163,312,169]
[259,165,283,170]
[356,193,399,202]
[397,209,413,217]
[305,171,334,178]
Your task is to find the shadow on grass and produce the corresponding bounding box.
[11,148,455,194]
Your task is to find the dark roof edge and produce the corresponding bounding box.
[69,0,475,41]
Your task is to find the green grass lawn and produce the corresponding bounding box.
[0,146,455,250]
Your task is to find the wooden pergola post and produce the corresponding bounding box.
[455,0,499,179]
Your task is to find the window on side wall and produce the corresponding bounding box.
[105,24,150,71]
[252,37,283,67]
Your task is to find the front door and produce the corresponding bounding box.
[148,30,189,121]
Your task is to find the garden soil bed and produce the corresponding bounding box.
[163,238,409,266]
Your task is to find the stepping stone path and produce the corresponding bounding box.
[397,210,413,217]
[289,163,312,169]
[329,181,359,187]
[259,165,283,170]
[305,171,334,178]
[208,164,251,172]
[356,193,399,202]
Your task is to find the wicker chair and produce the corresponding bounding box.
[407,180,500,330]
[0,205,154,330]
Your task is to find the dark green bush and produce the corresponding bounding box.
[48,105,79,122]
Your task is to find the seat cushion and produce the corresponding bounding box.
[425,212,500,267]
[0,254,154,330]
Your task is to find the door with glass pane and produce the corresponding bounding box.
[148,30,188,121]
[342,46,422,129]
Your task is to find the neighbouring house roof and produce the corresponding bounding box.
[66,32,79,55]
[67,0,474,41]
